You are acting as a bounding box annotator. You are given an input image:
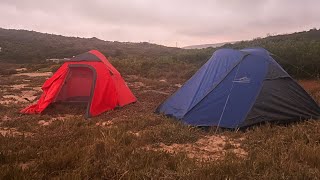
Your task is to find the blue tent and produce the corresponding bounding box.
[156,48,320,128]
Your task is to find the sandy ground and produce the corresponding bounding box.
[13,72,53,77]
[37,115,80,126]
[0,127,33,137]
[2,90,38,104]
[10,84,28,89]
[0,72,49,104]
[15,68,27,72]
[1,87,39,104]
[147,135,247,161]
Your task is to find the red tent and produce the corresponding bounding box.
[21,50,136,117]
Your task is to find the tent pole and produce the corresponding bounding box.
[215,64,241,134]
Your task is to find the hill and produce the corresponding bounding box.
[0,28,183,63]
[1,27,320,78]
[183,41,237,49]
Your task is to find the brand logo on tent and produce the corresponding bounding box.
[233,76,251,83]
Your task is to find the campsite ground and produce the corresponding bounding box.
[0,65,320,179]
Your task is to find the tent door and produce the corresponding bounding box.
[54,65,97,117]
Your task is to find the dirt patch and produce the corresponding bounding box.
[22,90,38,100]
[128,82,146,88]
[1,90,38,104]
[1,116,12,122]
[127,130,141,137]
[51,115,76,121]
[0,128,33,137]
[299,80,320,90]
[1,81,41,104]
[96,120,114,127]
[38,120,51,126]
[16,68,27,72]
[13,72,53,77]
[0,116,12,126]
[141,90,169,95]
[299,80,320,103]
[174,84,182,88]
[2,95,29,103]
[32,87,42,91]
[19,161,35,171]
[38,115,77,126]
[10,84,29,90]
[147,135,247,161]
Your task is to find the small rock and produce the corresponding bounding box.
[42,122,50,126]
[38,120,50,126]
[128,131,141,137]
[102,121,113,126]
[175,84,182,88]
[38,120,46,125]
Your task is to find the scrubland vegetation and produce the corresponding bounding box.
[0,28,320,179]
[2,27,320,78]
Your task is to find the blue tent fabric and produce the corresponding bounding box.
[156,48,320,128]
[156,49,246,119]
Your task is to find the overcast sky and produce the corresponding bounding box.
[1,0,320,47]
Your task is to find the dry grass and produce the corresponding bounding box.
[0,63,319,179]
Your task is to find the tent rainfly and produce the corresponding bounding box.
[21,50,136,117]
[156,48,320,128]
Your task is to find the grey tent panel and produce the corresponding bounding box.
[242,78,320,127]
[70,52,101,61]
[265,59,290,79]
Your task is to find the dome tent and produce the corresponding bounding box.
[21,50,136,117]
[156,48,320,128]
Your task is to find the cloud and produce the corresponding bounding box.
[0,0,319,46]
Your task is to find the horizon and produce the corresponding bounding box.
[1,0,320,47]
[1,27,318,49]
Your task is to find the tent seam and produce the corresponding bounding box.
[183,53,250,118]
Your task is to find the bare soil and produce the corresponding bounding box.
[13,72,53,77]
[148,135,247,161]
